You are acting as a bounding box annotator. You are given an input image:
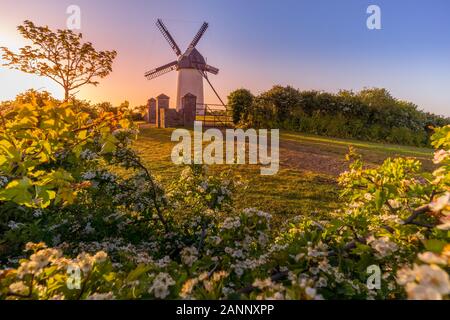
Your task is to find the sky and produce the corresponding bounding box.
[0,0,449,116]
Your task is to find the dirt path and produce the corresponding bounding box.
[279,139,349,176]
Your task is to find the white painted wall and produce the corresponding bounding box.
[176,69,204,113]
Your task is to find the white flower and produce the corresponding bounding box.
[155,256,171,268]
[33,209,43,218]
[334,272,345,284]
[269,292,285,300]
[433,149,449,164]
[83,222,95,234]
[76,252,95,273]
[209,236,222,245]
[437,215,450,230]
[181,246,198,267]
[242,208,272,221]
[253,278,273,290]
[430,193,450,213]
[9,281,29,295]
[387,199,401,209]
[369,237,398,258]
[396,266,416,285]
[316,277,328,288]
[388,282,396,291]
[81,171,96,180]
[414,264,450,295]
[0,176,8,188]
[232,249,244,259]
[294,253,305,262]
[200,181,209,190]
[406,283,442,300]
[307,247,321,258]
[7,221,23,230]
[93,251,108,263]
[149,273,175,299]
[318,258,330,272]
[80,149,98,160]
[305,287,316,299]
[234,266,244,277]
[86,292,115,300]
[310,267,320,275]
[222,287,234,295]
[418,252,447,265]
[398,262,450,300]
[363,193,373,201]
[221,217,241,230]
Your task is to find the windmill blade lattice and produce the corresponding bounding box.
[145,60,178,80]
[156,19,182,56]
[204,64,219,75]
[188,22,209,49]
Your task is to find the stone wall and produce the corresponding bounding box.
[146,93,197,128]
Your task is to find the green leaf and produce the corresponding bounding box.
[374,189,385,210]
[422,239,446,253]
[126,264,151,282]
[0,177,33,206]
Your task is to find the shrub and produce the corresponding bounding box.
[237,86,449,147]
[1,97,449,300]
[227,89,254,125]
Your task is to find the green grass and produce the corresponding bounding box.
[281,131,432,157]
[132,127,434,223]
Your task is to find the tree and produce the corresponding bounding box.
[0,20,117,101]
[257,85,302,124]
[227,89,254,125]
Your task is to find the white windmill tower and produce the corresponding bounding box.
[145,19,219,113]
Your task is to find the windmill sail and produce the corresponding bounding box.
[156,19,182,56]
[205,64,219,75]
[145,61,178,80]
[188,22,209,49]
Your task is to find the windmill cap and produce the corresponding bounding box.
[178,47,206,69]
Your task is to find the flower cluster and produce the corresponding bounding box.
[148,273,175,299]
[2,242,111,300]
[397,254,450,300]
[181,247,198,267]
[367,236,398,259]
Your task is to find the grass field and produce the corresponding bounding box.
[133,127,434,223]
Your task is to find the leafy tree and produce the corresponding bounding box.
[0,20,117,101]
[258,85,301,124]
[227,89,254,124]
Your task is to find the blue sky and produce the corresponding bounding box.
[0,0,449,116]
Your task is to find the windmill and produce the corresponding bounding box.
[145,19,219,113]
